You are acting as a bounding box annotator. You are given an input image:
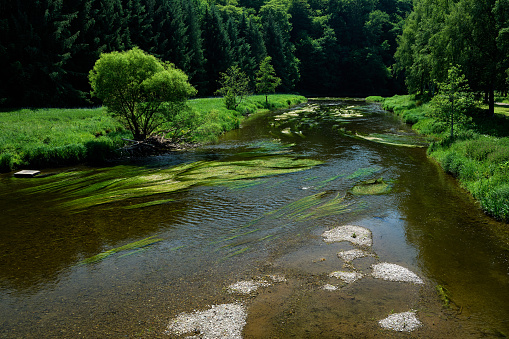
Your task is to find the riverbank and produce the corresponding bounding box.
[371,95,509,222]
[0,94,306,172]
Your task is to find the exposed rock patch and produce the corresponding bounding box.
[166,303,247,338]
[379,311,422,332]
[371,263,424,284]
[329,271,364,284]
[337,249,374,262]
[322,225,373,247]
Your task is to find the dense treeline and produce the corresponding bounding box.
[395,0,509,115]
[0,0,411,108]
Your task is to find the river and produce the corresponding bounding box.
[1,99,508,338]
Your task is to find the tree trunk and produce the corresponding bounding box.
[488,86,495,117]
[450,99,454,139]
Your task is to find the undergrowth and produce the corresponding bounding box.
[0,94,306,172]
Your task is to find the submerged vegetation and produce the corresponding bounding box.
[381,94,509,222]
[0,94,306,172]
[79,236,163,265]
[17,151,322,211]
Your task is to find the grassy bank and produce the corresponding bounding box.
[376,94,509,222]
[189,94,307,143]
[0,94,306,172]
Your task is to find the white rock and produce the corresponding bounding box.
[227,280,269,294]
[166,303,247,339]
[322,225,373,247]
[371,263,424,284]
[329,271,364,284]
[322,284,339,291]
[337,249,374,262]
[379,311,422,332]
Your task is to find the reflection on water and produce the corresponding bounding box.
[1,99,508,337]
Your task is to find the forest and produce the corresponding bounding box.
[0,0,412,108]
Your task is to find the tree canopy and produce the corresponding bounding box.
[1,0,413,108]
[256,56,281,106]
[89,47,196,140]
[395,0,509,115]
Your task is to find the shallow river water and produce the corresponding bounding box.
[1,99,509,338]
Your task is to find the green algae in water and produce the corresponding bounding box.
[297,193,356,220]
[351,178,392,195]
[21,156,322,211]
[347,166,383,180]
[355,133,426,148]
[436,285,451,308]
[123,198,175,209]
[79,236,163,265]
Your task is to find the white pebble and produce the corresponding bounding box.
[372,263,424,284]
[329,271,364,284]
[338,249,374,262]
[379,311,422,332]
[322,225,373,247]
[166,303,247,339]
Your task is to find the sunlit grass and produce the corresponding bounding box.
[1,95,307,172]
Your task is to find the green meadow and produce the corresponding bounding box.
[0,94,306,172]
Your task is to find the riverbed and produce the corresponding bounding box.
[1,99,508,337]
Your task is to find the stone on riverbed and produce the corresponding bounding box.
[337,249,374,262]
[227,280,270,294]
[166,303,247,338]
[371,263,424,284]
[322,225,372,247]
[379,311,422,332]
[329,271,364,284]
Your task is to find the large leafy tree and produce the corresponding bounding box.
[89,48,197,140]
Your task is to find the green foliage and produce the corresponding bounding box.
[430,65,474,138]
[215,65,251,110]
[365,96,384,103]
[256,56,282,106]
[395,0,505,115]
[89,47,197,140]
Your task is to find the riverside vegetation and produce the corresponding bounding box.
[0,94,306,172]
[369,94,509,222]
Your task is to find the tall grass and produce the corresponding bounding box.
[0,95,306,172]
[0,107,128,172]
[382,95,509,222]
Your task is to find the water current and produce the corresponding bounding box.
[1,99,508,337]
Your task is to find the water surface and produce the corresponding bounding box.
[1,99,508,337]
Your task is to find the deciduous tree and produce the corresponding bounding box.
[215,65,250,110]
[89,48,197,140]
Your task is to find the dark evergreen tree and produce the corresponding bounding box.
[261,9,300,91]
[201,4,232,95]
[182,0,206,91]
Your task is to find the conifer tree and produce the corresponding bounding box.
[202,4,232,94]
[256,56,281,107]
